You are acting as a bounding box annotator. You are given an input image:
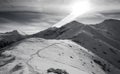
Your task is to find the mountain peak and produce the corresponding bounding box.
[95,19,120,28]
[5,30,20,35]
[12,30,18,33]
[104,19,120,22]
[64,21,84,28]
[69,21,80,24]
[102,19,120,24]
[32,21,85,39]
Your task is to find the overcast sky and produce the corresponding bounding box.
[0,0,120,34]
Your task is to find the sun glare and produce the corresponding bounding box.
[53,0,91,27]
[71,0,91,17]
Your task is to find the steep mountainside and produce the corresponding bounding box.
[0,38,120,74]
[32,19,120,49]
[0,30,25,49]
[94,19,120,42]
[33,21,85,39]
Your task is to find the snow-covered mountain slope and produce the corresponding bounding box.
[0,38,120,74]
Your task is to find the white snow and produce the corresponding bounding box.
[1,38,120,74]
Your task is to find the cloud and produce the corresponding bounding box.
[75,0,120,24]
[0,12,64,34]
[0,0,120,33]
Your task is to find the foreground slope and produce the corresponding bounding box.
[0,38,120,74]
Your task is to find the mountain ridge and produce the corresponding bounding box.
[0,30,25,49]
[31,19,120,70]
[32,19,120,46]
[0,19,120,74]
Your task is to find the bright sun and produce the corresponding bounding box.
[53,0,91,27]
[71,0,91,17]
